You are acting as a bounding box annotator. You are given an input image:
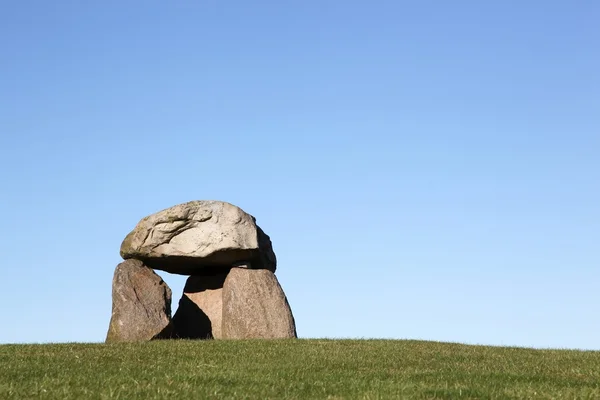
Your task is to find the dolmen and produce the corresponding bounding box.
[106,200,297,342]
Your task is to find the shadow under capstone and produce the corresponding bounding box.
[171,271,229,339]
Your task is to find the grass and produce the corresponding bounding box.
[1,339,599,399]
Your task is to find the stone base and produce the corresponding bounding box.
[222,268,297,339]
[106,260,172,343]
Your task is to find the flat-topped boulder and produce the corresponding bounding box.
[120,200,276,275]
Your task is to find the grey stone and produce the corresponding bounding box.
[106,260,172,343]
[222,268,297,339]
[120,200,276,275]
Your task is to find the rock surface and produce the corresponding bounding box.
[120,201,276,275]
[106,259,172,343]
[172,273,227,339]
[222,268,297,339]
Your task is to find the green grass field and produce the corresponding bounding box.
[1,339,599,399]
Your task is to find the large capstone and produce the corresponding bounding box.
[106,259,173,343]
[120,200,276,275]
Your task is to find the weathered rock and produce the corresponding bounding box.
[120,201,276,275]
[172,273,227,339]
[106,259,172,343]
[222,268,297,339]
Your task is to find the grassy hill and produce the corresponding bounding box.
[1,339,599,399]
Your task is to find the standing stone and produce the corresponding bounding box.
[119,200,276,275]
[172,273,227,339]
[106,259,173,343]
[222,268,297,339]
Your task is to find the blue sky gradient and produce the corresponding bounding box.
[1,1,598,349]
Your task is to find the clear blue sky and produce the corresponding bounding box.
[1,1,598,349]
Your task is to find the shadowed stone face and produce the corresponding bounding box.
[172,273,228,340]
[119,201,276,275]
